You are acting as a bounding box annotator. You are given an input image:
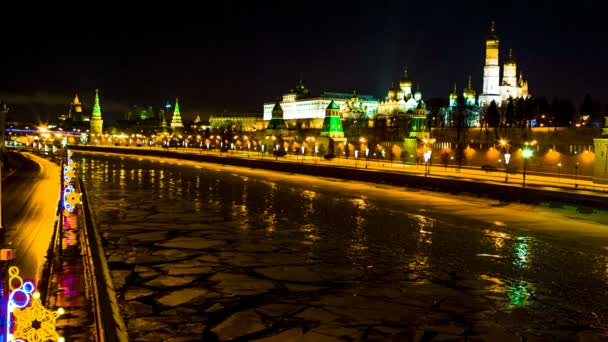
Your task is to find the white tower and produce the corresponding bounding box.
[502,48,517,87]
[479,21,502,107]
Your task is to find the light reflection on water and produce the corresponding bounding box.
[76,154,608,317]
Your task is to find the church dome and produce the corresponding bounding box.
[388,83,396,100]
[449,84,458,99]
[399,66,412,88]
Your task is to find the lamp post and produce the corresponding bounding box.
[354,150,359,168]
[499,139,511,182]
[575,161,579,188]
[522,146,533,187]
[424,150,432,176]
[557,162,562,183]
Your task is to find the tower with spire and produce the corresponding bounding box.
[320,100,344,139]
[90,89,103,135]
[478,21,530,107]
[478,21,502,107]
[170,97,183,128]
[72,94,83,120]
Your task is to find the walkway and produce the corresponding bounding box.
[75,145,608,198]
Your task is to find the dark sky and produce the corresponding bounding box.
[2,1,606,122]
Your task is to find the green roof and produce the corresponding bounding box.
[327,100,340,110]
[91,89,102,119]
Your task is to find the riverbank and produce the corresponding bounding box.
[68,145,608,211]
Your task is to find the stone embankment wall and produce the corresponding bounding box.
[431,127,600,152]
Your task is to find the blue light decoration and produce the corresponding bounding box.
[5,266,64,342]
[62,150,81,216]
[530,118,537,128]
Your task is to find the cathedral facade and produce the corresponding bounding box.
[478,22,530,107]
[377,66,425,115]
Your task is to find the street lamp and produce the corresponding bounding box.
[522,146,534,187]
[557,162,562,183]
[499,139,511,182]
[424,150,432,176]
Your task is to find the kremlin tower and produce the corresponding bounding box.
[170,97,183,128]
[72,94,83,120]
[90,89,103,135]
[478,21,502,107]
[478,21,530,107]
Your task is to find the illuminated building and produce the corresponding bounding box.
[478,21,530,107]
[377,66,425,115]
[593,117,608,184]
[59,94,84,121]
[262,80,378,128]
[170,97,183,128]
[89,89,103,135]
[210,112,264,132]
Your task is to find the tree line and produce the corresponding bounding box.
[430,94,604,129]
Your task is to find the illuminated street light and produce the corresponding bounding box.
[500,139,511,182]
[557,162,562,183]
[522,146,534,187]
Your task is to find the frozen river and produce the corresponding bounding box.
[76,152,608,341]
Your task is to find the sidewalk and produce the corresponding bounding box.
[45,166,96,340]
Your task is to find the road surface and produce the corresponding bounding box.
[2,152,60,283]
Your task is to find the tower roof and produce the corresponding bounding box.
[327,100,340,110]
[73,94,81,105]
[272,101,282,112]
[91,89,102,119]
[174,97,181,115]
[171,97,183,128]
[487,20,499,41]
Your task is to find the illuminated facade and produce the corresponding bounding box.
[377,66,425,115]
[262,80,378,124]
[171,97,183,128]
[210,112,264,131]
[89,89,103,134]
[478,21,530,107]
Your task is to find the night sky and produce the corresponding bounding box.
[2,1,606,122]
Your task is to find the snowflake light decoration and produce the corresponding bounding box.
[6,266,65,342]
